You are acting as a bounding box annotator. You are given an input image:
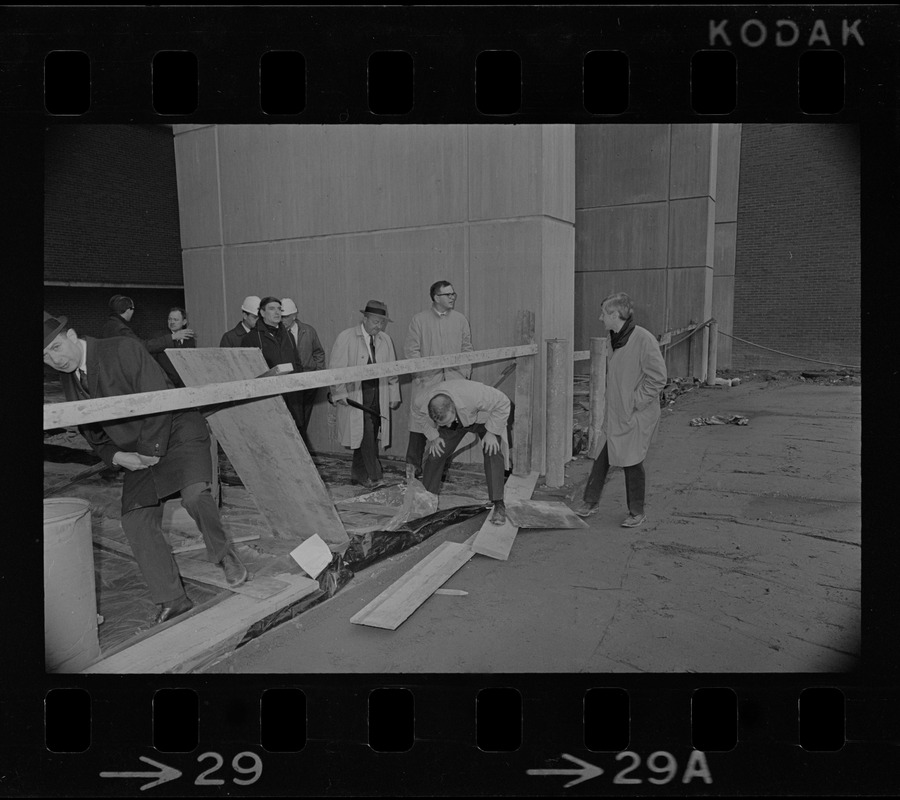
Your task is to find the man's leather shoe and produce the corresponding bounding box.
[220,549,249,587]
[489,500,507,526]
[155,595,194,624]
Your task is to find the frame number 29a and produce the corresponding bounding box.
[195,751,263,786]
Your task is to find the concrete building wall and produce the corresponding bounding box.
[575,124,734,378]
[733,124,860,370]
[172,124,575,471]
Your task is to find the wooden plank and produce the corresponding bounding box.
[587,336,607,460]
[44,344,538,430]
[170,532,260,554]
[471,471,539,561]
[350,536,477,630]
[82,572,319,673]
[93,535,290,600]
[333,501,401,517]
[165,347,349,547]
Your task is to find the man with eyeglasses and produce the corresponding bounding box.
[404,280,474,482]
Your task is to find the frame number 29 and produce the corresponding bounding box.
[195,752,263,786]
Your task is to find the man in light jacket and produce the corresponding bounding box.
[330,301,401,488]
[573,292,667,528]
[412,378,511,525]
[404,280,474,480]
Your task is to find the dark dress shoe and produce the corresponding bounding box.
[155,595,194,624]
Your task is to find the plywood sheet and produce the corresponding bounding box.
[166,347,349,547]
[350,539,476,630]
[83,572,319,674]
[471,471,539,561]
[505,500,588,530]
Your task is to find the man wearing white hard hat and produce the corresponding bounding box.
[219,295,260,348]
[281,297,326,441]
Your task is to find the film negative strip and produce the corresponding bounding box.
[10,3,899,797]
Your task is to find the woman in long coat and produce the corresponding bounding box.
[574,292,667,527]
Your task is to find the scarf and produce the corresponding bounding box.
[609,315,636,350]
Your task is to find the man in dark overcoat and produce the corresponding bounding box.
[43,311,250,624]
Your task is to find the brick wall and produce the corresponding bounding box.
[733,124,861,370]
[44,125,183,285]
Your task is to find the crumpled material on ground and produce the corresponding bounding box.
[690,414,750,426]
[381,478,440,531]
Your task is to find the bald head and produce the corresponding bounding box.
[428,394,456,427]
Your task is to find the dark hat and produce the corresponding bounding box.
[43,311,68,349]
[359,300,393,322]
[108,294,134,315]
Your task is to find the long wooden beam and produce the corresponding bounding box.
[44,344,538,430]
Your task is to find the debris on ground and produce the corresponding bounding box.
[690,414,750,427]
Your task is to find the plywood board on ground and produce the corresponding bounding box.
[83,572,319,674]
[166,347,348,548]
[471,471,539,561]
[505,500,588,530]
[93,535,290,600]
[350,536,477,630]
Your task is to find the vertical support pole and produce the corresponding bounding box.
[512,354,535,476]
[545,338,568,488]
[706,320,719,386]
[587,336,608,459]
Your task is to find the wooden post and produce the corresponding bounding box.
[512,354,534,476]
[587,336,608,459]
[545,338,568,488]
[512,309,536,476]
[706,320,719,386]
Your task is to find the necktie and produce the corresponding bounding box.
[77,370,91,397]
[369,335,376,364]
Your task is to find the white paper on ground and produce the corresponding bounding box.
[289,534,332,579]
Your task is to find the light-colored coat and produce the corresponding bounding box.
[605,326,667,466]
[330,325,401,450]
[412,379,511,469]
[405,308,473,434]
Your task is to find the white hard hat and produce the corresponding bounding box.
[281,297,299,315]
[241,295,261,314]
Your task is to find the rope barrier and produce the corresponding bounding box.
[717,330,861,370]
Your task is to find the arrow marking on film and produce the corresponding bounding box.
[527,752,604,788]
[100,756,182,790]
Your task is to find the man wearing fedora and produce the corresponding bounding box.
[329,301,402,488]
[43,311,250,625]
[404,280,474,481]
[281,297,327,442]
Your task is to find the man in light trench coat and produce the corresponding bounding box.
[329,301,402,488]
[574,292,667,527]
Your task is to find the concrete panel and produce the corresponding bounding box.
[218,125,468,244]
[468,125,544,221]
[574,269,667,352]
[669,197,716,268]
[469,220,546,470]
[576,124,670,209]
[669,124,717,200]
[712,275,734,370]
[576,203,668,272]
[172,124,212,135]
[666,266,714,379]
[715,124,742,223]
[715,222,737,277]
[182,248,227,349]
[173,126,223,250]
[542,125,576,223]
[222,226,468,455]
